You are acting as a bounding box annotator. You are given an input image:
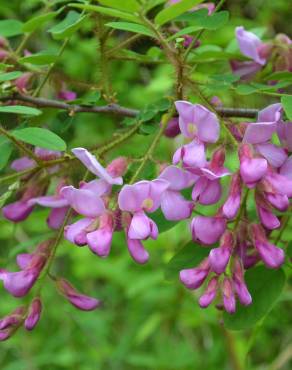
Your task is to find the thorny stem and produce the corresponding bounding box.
[106,34,142,56]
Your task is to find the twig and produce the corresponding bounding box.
[0,93,259,118]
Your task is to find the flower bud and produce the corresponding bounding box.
[25,297,42,331]
[180,258,210,290]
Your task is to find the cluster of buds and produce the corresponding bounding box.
[231,26,292,80]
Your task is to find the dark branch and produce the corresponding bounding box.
[0,93,259,118]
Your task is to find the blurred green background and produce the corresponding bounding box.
[0,0,292,369]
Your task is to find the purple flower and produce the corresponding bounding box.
[199,277,218,308]
[235,27,267,65]
[0,241,51,297]
[232,259,252,306]
[277,122,292,151]
[209,231,233,274]
[191,215,226,245]
[175,101,220,143]
[243,103,282,144]
[222,277,236,314]
[72,148,123,185]
[57,89,77,101]
[14,72,33,93]
[2,200,35,222]
[180,258,210,289]
[230,60,262,80]
[164,117,180,138]
[56,278,101,311]
[255,195,280,230]
[280,155,292,180]
[158,166,195,220]
[0,306,25,341]
[24,297,42,331]
[251,224,285,268]
[239,144,268,188]
[86,213,114,257]
[126,236,150,264]
[173,140,207,169]
[222,174,242,219]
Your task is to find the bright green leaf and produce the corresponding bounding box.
[164,241,209,281]
[97,0,139,12]
[12,128,66,151]
[19,51,58,65]
[22,11,60,33]
[281,96,292,120]
[155,0,204,26]
[106,22,155,37]
[70,4,141,23]
[223,266,286,330]
[0,105,42,116]
[0,71,23,82]
[48,11,87,40]
[0,20,24,37]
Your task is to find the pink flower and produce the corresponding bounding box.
[175,101,220,143]
[232,260,252,306]
[158,166,195,220]
[236,27,268,65]
[222,173,242,219]
[209,231,233,274]
[191,215,226,245]
[251,224,285,268]
[180,258,210,290]
[24,298,42,331]
[56,278,101,311]
[222,277,236,314]
[199,277,218,308]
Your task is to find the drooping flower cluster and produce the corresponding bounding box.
[1,97,291,340]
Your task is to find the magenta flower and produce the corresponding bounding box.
[14,72,33,93]
[277,122,292,151]
[24,297,42,331]
[191,148,230,205]
[0,241,51,297]
[230,60,262,80]
[232,259,252,306]
[239,144,268,188]
[222,277,236,314]
[0,306,25,341]
[255,195,280,230]
[191,215,226,245]
[56,278,101,311]
[173,140,207,169]
[164,117,180,138]
[222,173,242,219]
[86,213,114,257]
[199,277,218,308]
[251,224,285,268]
[175,101,220,143]
[118,179,168,263]
[209,231,233,274]
[158,166,195,220]
[180,258,210,290]
[57,89,77,101]
[236,27,268,65]
[72,148,123,185]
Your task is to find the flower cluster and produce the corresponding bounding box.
[1,98,291,339]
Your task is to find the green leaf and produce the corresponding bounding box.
[198,11,229,30]
[0,71,23,82]
[105,22,155,37]
[0,20,24,37]
[97,0,139,12]
[70,3,141,23]
[145,0,166,12]
[0,137,12,170]
[164,241,210,281]
[223,266,286,330]
[12,128,66,151]
[19,51,58,65]
[48,11,87,40]
[0,105,42,116]
[155,0,204,26]
[22,11,60,33]
[281,96,292,120]
[264,71,292,82]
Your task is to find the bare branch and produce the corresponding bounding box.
[0,93,259,118]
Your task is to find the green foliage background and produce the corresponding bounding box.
[0,0,291,369]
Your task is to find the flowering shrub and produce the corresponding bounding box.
[0,1,291,366]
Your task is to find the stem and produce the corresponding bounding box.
[129,112,171,184]
[274,215,290,244]
[33,39,69,97]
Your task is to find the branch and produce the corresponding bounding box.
[0,93,259,118]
